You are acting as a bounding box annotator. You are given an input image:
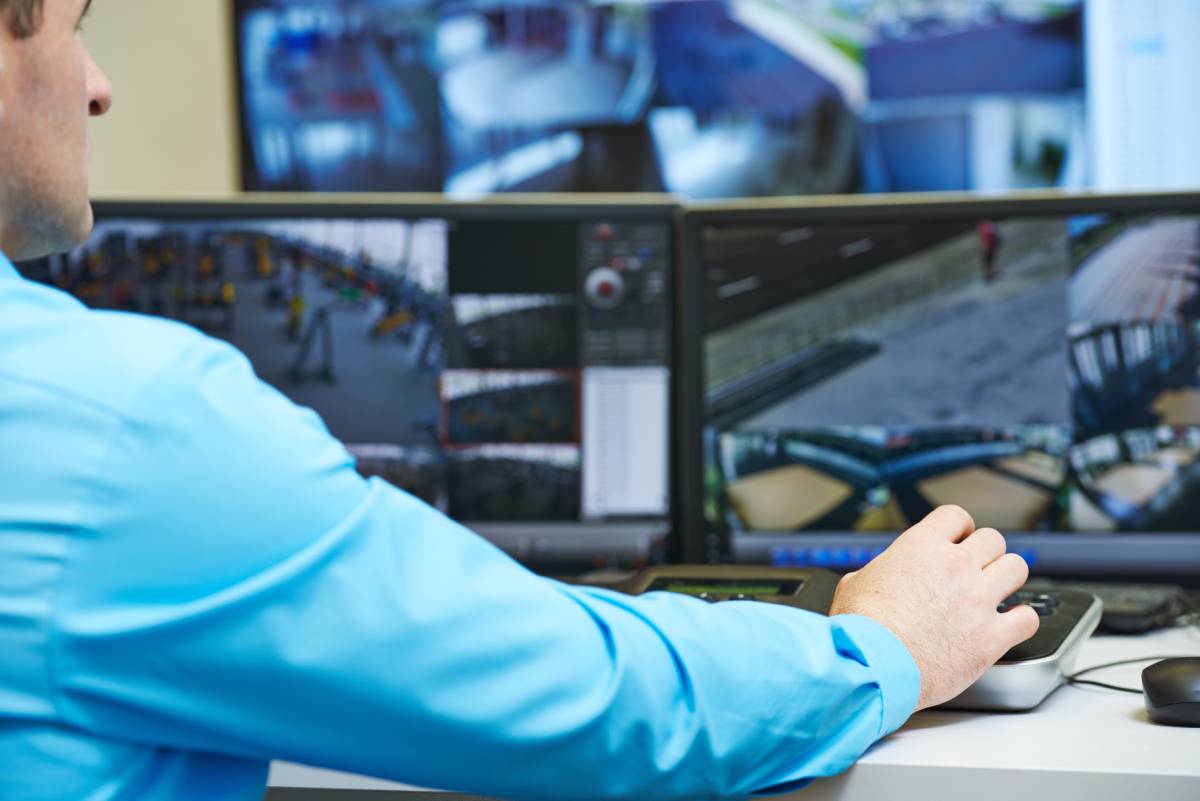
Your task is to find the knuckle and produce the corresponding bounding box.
[982,527,1005,548]
[969,528,1002,553]
[941,504,974,529]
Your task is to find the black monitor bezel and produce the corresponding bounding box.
[89,196,685,570]
[679,191,1200,582]
[231,0,252,192]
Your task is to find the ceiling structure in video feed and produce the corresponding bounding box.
[446,294,580,369]
[713,426,1070,534]
[237,0,1084,197]
[704,217,1072,431]
[40,219,449,448]
[1069,215,1200,439]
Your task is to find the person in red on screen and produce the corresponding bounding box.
[979,220,1003,282]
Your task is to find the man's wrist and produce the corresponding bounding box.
[829,614,922,736]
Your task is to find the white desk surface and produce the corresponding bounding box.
[268,626,1200,800]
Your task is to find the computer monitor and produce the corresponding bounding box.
[26,198,678,571]
[234,0,1084,198]
[680,192,1200,581]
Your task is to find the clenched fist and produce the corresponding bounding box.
[829,505,1040,710]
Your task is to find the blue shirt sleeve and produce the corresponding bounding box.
[47,333,919,801]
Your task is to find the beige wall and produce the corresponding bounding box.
[86,1,240,198]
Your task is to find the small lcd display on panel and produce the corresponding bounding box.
[648,579,803,597]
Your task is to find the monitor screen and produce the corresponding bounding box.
[234,0,1085,198]
[684,193,1200,578]
[26,201,676,571]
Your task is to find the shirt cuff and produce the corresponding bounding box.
[830,614,921,737]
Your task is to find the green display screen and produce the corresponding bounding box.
[647,577,803,597]
[664,583,781,596]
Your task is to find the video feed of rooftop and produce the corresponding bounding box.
[1069,215,1200,437]
[237,0,1083,197]
[34,218,448,450]
[447,445,582,522]
[703,217,1072,430]
[709,426,1070,534]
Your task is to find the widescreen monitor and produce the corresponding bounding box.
[681,192,1200,580]
[22,198,678,571]
[234,0,1085,198]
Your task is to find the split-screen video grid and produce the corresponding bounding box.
[28,212,672,548]
[701,211,1200,540]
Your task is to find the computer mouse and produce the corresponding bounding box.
[1142,657,1200,726]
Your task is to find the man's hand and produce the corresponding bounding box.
[828,505,1040,711]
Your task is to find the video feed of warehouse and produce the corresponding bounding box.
[29,216,671,527]
[442,370,578,445]
[702,212,1200,536]
[236,0,1083,198]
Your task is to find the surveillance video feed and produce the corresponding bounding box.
[38,218,448,448]
[348,443,445,511]
[1069,215,1200,437]
[710,426,1070,534]
[447,294,579,369]
[1070,215,1200,324]
[1068,427,1200,533]
[447,445,581,522]
[702,210,1200,544]
[441,370,578,444]
[704,217,1072,430]
[30,211,672,565]
[236,0,1084,198]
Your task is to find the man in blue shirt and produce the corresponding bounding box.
[0,2,1039,799]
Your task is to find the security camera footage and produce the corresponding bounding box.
[713,426,1071,535]
[448,445,582,522]
[25,211,673,565]
[448,294,579,369]
[442,370,578,445]
[236,0,1084,198]
[702,212,1200,539]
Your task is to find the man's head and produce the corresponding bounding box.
[0,0,112,261]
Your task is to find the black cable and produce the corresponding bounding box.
[1067,655,1192,681]
[1064,655,1191,696]
[1067,678,1144,695]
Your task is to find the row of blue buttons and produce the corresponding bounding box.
[770,546,1040,569]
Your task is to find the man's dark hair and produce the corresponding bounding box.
[1,0,43,39]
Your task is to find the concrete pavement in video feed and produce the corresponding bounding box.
[716,220,1071,430]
